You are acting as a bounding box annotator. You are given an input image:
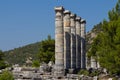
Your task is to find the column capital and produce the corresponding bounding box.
[54,6,64,12]
[70,13,76,19]
[76,16,81,21]
[64,10,71,27]
[70,13,76,27]
[64,10,71,15]
[81,19,86,24]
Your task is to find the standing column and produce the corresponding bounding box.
[54,6,64,76]
[63,10,71,72]
[91,57,97,69]
[70,14,76,71]
[76,16,81,70]
[81,19,86,69]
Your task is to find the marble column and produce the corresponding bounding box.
[76,16,81,70]
[63,10,71,72]
[54,6,64,76]
[70,13,76,70]
[91,57,97,69]
[81,19,86,69]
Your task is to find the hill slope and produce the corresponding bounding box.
[4,42,40,65]
[86,22,102,52]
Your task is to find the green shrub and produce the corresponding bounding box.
[78,69,89,76]
[32,60,40,67]
[0,71,14,80]
[89,70,101,77]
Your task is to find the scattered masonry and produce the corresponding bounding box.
[11,64,95,80]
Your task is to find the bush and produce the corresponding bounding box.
[32,60,40,67]
[89,69,101,77]
[0,70,14,80]
[78,69,89,76]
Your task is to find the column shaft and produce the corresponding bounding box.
[70,14,76,69]
[76,17,81,69]
[81,19,86,69]
[54,6,64,76]
[63,10,71,70]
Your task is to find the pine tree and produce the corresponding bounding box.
[37,35,55,63]
[88,0,120,75]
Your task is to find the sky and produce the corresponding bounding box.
[0,0,117,51]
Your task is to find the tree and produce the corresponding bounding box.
[108,0,120,21]
[37,35,55,63]
[88,0,120,75]
[0,50,7,69]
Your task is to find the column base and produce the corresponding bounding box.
[76,68,81,73]
[64,69,69,75]
[53,65,65,77]
[68,69,77,74]
[54,70,65,77]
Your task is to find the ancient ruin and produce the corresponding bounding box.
[54,6,86,76]
[5,6,87,80]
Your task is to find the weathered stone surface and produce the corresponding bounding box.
[54,6,86,74]
[70,13,76,70]
[54,6,64,76]
[76,16,81,70]
[81,19,86,69]
[63,10,71,70]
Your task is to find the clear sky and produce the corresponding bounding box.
[0,0,117,51]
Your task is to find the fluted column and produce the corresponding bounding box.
[54,6,64,76]
[70,14,76,69]
[63,10,71,71]
[76,16,81,70]
[81,19,86,69]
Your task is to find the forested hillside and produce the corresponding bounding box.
[4,42,40,65]
[3,35,55,66]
